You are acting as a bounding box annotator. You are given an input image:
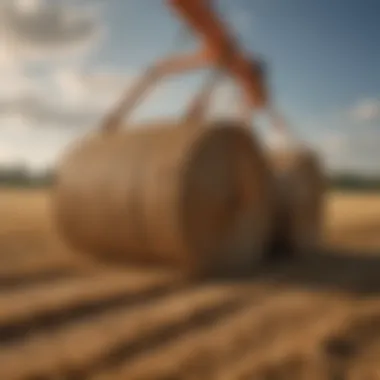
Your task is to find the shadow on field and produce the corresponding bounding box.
[214,248,380,296]
[0,267,80,291]
[234,214,380,296]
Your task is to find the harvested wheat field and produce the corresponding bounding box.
[1,189,380,379]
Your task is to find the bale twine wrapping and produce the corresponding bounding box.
[53,119,274,276]
[268,148,326,256]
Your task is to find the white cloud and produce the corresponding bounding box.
[0,62,196,139]
[0,113,34,135]
[314,129,380,175]
[0,67,39,100]
[0,0,108,145]
[0,93,99,129]
[308,99,380,173]
[0,66,203,171]
[0,63,138,132]
[0,0,103,66]
[51,66,136,111]
[207,80,240,119]
[348,98,380,122]
[0,0,189,172]
[315,131,349,168]
[0,126,80,172]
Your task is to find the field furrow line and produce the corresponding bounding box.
[0,270,181,343]
[0,282,250,379]
[109,290,340,379]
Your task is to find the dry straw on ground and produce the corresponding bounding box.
[0,189,380,379]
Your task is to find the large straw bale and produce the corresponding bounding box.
[53,119,274,276]
[268,147,326,256]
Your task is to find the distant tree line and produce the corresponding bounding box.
[0,165,55,188]
[0,165,379,191]
[328,173,380,191]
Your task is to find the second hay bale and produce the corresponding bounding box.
[268,147,326,256]
[53,119,274,276]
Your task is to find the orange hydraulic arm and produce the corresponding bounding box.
[102,0,278,132]
[166,0,268,109]
[165,0,289,133]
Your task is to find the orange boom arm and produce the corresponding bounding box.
[167,0,269,109]
[102,0,271,132]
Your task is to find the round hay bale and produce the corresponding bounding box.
[52,119,274,277]
[268,147,326,257]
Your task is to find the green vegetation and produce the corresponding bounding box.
[329,173,380,192]
[0,166,54,188]
[0,166,379,191]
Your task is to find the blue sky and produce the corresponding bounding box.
[0,0,379,175]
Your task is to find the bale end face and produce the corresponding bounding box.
[268,147,326,258]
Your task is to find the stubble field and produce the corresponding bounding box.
[1,188,380,379]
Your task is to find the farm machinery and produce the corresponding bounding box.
[52,0,325,278]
